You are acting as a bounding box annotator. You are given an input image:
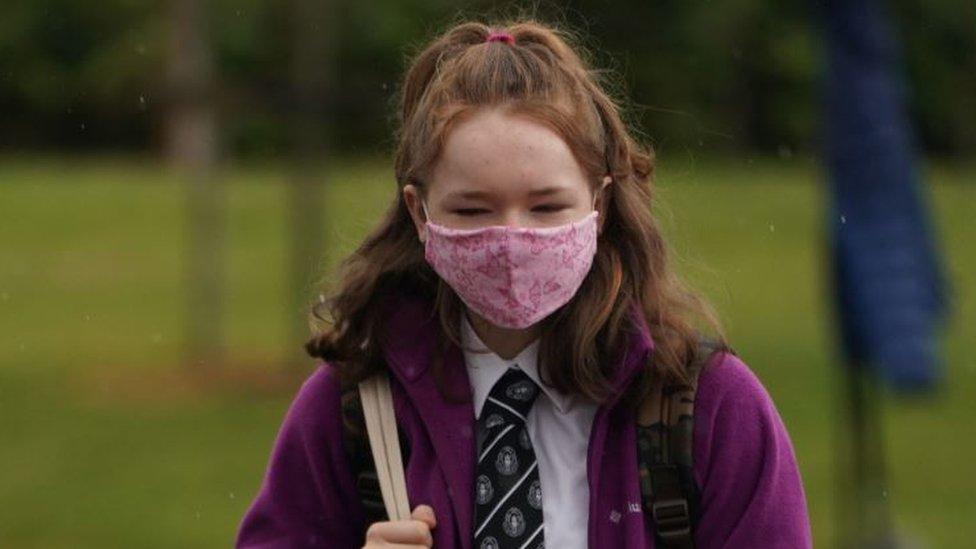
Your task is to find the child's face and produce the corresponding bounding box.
[404,106,609,241]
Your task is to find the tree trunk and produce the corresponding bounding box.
[287,0,336,370]
[165,0,224,373]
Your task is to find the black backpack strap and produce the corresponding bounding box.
[636,337,729,548]
[339,381,411,526]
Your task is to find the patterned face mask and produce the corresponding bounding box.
[421,195,600,329]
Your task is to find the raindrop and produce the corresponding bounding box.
[769,224,775,233]
[229,492,236,499]
[79,122,86,131]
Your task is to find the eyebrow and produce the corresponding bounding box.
[445,186,571,200]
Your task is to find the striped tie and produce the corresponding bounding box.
[473,365,545,549]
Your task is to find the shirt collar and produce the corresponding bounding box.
[460,312,576,417]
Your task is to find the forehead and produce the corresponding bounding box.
[428,107,589,201]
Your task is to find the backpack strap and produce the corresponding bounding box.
[357,372,411,520]
[636,338,727,548]
[340,372,411,526]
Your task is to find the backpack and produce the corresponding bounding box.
[339,337,727,548]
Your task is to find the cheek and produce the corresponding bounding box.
[550,203,593,225]
[546,211,579,226]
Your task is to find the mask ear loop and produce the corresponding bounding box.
[421,200,429,221]
[595,175,612,209]
[594,175,612,233]
[419,198,434,244]
[417,187,430,244]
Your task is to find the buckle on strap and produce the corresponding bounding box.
[651,497,691,539]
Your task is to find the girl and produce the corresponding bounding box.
[236,18,812,549]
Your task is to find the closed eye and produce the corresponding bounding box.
[455,208,489,216]
[454,205,567,216]
[533,204,566,213]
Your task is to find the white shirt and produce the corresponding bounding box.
[461,313,598,549]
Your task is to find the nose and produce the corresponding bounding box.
[499,209,524,229]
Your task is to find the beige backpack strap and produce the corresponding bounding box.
[636,342,716,548]
[358,371,411,521]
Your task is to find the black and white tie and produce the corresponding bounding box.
[473,365,546,549]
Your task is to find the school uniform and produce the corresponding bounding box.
[235,290,813,548]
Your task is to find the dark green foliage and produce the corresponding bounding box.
[0,0,972,156]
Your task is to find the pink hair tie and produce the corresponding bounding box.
[485,30,515,45]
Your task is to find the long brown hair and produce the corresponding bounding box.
[305,16,727,412]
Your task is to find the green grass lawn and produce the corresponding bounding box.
[1,154,973,547]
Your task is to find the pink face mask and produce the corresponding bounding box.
[421,199,600,329]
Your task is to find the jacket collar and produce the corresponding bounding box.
[377,290,654,548]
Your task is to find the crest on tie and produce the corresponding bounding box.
[495,446,519,475]
[505,379,537,401]
[527,479,543,509]
[503,507,526,537]
[476,474,494,505]
[485,413,505,430]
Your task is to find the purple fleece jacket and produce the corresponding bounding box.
[236,292,813,548]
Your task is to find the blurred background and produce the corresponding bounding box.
[0,0,972,547]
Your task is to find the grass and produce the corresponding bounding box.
[0,153,973,547]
